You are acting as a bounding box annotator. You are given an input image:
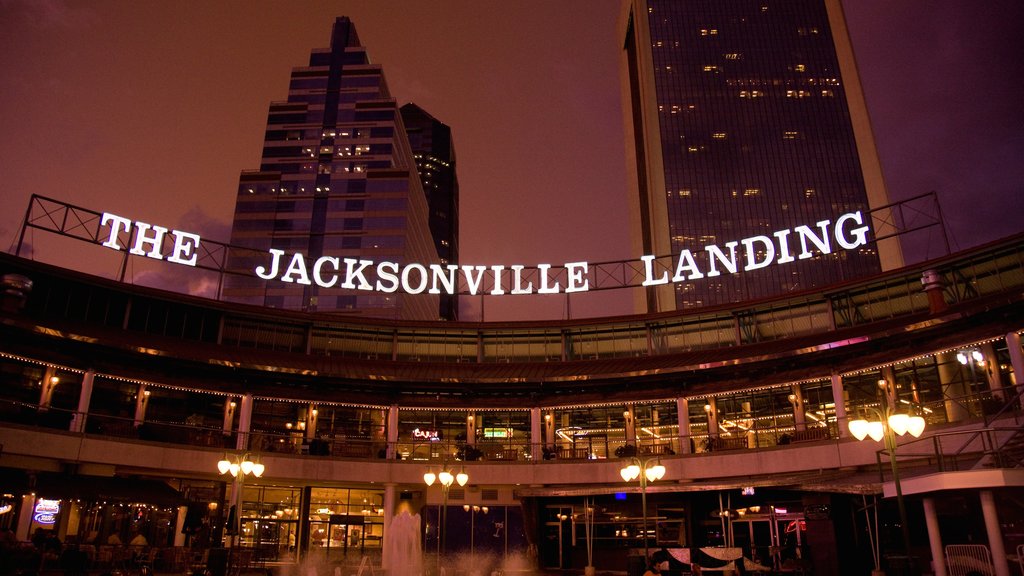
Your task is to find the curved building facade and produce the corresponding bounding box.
[1,234,1022,575]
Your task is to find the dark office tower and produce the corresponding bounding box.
[400,103,460,320]
[223,17,440,320]
[621,0,903,312]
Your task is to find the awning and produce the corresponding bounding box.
[33,473,184,506]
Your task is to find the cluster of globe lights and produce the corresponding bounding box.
[619,460,666,483]
[217,454,265,478]
[847,380,927,442]
[423,468,468,488]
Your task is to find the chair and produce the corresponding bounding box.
[945,544,995,576]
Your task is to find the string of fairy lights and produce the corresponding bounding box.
[0,329,1017,442]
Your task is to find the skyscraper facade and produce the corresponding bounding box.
[223,17,441,320]
[621,0,903,313]
[400,103,460,320]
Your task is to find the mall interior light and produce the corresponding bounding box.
[866,421,885,442]
[423,471,436,486]
[907,415,926,438]
[438,471,454,487]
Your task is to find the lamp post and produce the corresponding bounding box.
[619,457,666,559]
[216,452,265,547]
[848,379,926,563]
[424,465,468,563]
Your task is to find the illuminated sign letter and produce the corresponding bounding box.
[256,249,285,280]
[401,263,428,294]
[536,264,560,294]
[280,252,311,285]
[313,256,340,288]
[100,213,132,250]
[641,255,668,286]
[565,262,589,293]
[376,261,400,292]
[671,250,704,282]
[795,220,833,259]
[341,258,374,290]
[510,265,534,295]
[428,264,459,295]
[705,241,739,277]
[129,221,169,259]
[741,235,775,271]
[461,265,487,295]
[168,230,201,266]
[835,211,869,249]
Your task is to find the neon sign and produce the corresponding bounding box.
[412,428,440,441]
[33,499,60,525]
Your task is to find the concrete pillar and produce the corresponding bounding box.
[236,393,253,451]
[791,385,806,432]
[1006,332,1024,409]
[831,372,849,439]
[466,412,476,446]
[530,407,542,459]
[222,398,237,436]
[980,490,1010,576]
[382,483,397,571]
[677,397,691,454]
[980,342,1004,400]
[70,369,95,433]
[923,498,947,576]
[387,405,399,459]
[544,411,555,450]
[133,384,149,427]
[38,367,58,410]
[707,398,719,437]
[16,494,35,541]
[624,405,637,447]
[937,352,970,423]
[305,404,317,441]
[174,505,188,546]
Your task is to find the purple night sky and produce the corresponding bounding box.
[1,1,1022,321]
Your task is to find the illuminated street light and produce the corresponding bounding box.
[425,464,469,561]
[848,379,926,564]
[619,456,666,559]
[216,452,265,547]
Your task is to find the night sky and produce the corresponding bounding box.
[1,1,1022,321]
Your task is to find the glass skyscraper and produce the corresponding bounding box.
[400,103,460,320]
[223,17,442,320]
[622,0,903,312]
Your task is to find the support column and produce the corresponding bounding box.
[387,405,399,459]
[937,352,970,423]
[677,397,691,454]
[980,342,1004,400]
[70,369,95,433]
[544,411,555,451]
[16,493,35,541]
[830,372,848,439]
[38,367,58,410]
[530,408,541,460]
[466,413,476,446]
[790,385,806,432]
[174,505,188,547]
[1006,332,1024,410]
[382,483,397,571]
[706,398,719,438]
[133,384,149,428]
[305,404,317,441]
[923,498,947,576]
[236,394,253,451]
[624,405,636,447]
[980,491,1010,576]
